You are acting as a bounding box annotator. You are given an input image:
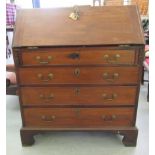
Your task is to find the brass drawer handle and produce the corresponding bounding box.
[103,72,119,82]
[74,68,80,77]
[102,115,117,121]
[102,93,117,101]
[36,56,52,64]
[39,93,54,100]
[37,73,53,82]
[68,53,80,59]
[41,115,56,121]
[103,54,120,63]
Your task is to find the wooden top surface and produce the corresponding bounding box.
[13,5,144,47]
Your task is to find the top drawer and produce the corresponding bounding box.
[20,47,136,66]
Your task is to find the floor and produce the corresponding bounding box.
[6,81,149,155]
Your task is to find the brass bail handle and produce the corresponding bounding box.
[37,73,53,82]
[103,72,119,82]
[102,93,117,101]
[39,93,54,100]
[102,115,117,121]
[36,56,52,64]
[103,54,120,64]
[41,115,56,122]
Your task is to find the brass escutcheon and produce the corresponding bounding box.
[68,52,80,59]
[74,68,80,77]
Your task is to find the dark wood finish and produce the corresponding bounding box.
[12,6,144,146]
[13,6,144,47]
[23,107,134,127]
[120,129,138,146]
[141,66,144,85]
[20,129,35,146]
[20,86,137,106]
[18,66,139,85]
[21,48,136,66]
[20,127,138,146]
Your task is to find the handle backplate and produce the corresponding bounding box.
[103,72,119,82]
[36,56,52,64]
[102,115,117,121]
[41,115,56,121]
[103,54,120,64]
[37,73,54,82]
[102,93,117,101]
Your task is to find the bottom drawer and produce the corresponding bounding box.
[23,108,135,128]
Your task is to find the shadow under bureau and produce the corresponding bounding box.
[12,6,144,146]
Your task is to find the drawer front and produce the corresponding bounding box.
[23,108,134,127]
[21,48,136,66]
[20,86,137,106]
[18,66,139,85]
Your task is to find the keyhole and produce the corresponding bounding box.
[74,68,80,77]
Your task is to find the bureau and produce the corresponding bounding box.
[12,6,144,146]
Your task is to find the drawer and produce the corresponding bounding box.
[18,66,139,85]
[23,107,135,128]
[20,86,137,106]
[21,48,136,66]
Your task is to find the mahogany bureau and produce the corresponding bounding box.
[12,6,144,146]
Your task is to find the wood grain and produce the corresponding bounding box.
[23,107,135,127]
[18,66,139,85]
[13,6,144,47]
[12,6,144,146]
[20,86,137,106]
[21,48,136,66]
